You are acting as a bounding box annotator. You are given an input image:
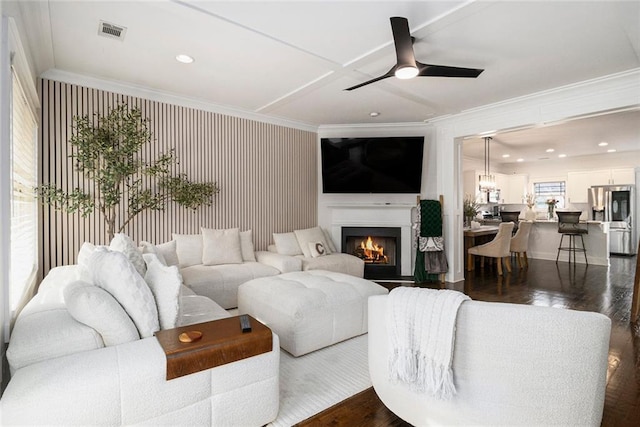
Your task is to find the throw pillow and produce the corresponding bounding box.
[156,240,179,267]
[143,253,182,330]
[240,230,257,262]
[88,248,159,338]
[294,227,332,258]
[308,241,327,258]
[173,233,203,268]
[201,227,243,265]
[273,232,303,256]
[109,233,147,277]
[77,242,99,284]
[139,241,167,265]
[64,281,140,346]
[322,228,338,253]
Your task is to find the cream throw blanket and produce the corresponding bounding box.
[387,287,470,399]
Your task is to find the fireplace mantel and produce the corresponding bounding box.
[327,203,416,276]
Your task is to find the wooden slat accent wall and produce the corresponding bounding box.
[38,79,317,277]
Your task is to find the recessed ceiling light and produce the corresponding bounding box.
[516,158,524,162]
[545,148,555,153]
[598,142,608,146]
[502,154,510,158]
[369,111,380,117]
[558,154,567,158]
[175,54,194,64]
[607,149,617,153]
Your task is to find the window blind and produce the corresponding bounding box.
[10,68,37,311]
[533,181,566,209]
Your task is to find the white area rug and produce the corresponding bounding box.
[267,334,371,427]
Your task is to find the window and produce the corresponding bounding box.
[533,181,565,210]
[9,68,37,313]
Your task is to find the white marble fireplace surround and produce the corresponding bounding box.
[326,203,416,277]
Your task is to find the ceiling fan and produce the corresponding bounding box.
[345,17,484,91]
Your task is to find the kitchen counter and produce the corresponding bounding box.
[527,220,608,266]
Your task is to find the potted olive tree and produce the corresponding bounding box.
[36,104,219,240]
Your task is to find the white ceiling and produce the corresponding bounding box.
[10,0,640,160]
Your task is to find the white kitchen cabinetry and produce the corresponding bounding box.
[500,174,528,204]
[567,171,597,203]
[610,168,635,185]
[567,168,635,203]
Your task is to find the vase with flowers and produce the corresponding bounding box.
[463,194,480,227]
[524,193,537,221]
[546,198,558,220]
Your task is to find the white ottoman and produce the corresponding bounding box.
[237,270,388,356]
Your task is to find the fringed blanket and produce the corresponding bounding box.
[387,287,469,400]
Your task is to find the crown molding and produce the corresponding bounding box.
[40,69,319,133]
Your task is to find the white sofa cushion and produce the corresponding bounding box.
[308,241,327,257]
[273,232,303,255]
[322,228,338,253]
[240,230,257,262]
[110,233,147,277]
[173,233,202,268]
[156,240,179,267]
[139,241,167,265]
[6,308,104,371]
[201,227,243,265]
[181,262,280,309]
[89,248,159,338]
[299,253,365,277]
[294,227,333,257]
[143,253,182,330]
[64,281,140,346]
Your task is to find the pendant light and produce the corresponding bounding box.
[478,136,496,192]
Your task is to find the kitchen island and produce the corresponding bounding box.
[467,219,609,266]
[523,220,608,266]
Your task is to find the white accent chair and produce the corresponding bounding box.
[467,222,514,275]
[510,220,533,268]
[368,294,611,426]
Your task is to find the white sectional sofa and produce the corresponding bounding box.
[1,235,280,426]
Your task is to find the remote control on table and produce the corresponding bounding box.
[239,314,252,333]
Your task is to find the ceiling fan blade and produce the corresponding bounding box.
[344,68,395,91]
[416,61,484,78]
[390,17,417,68]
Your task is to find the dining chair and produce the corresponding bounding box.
[467,222,515,275]
[510,220,533,269]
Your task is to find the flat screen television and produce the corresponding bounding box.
[321,136,424,194]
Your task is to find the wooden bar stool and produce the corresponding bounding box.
[555,211,588,265]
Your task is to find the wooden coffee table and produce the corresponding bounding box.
[155,315,272,380]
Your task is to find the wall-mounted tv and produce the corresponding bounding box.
[321,136,424,194]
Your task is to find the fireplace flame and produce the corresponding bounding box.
[357,236,388,264]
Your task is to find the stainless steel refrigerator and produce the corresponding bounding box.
[588,185,636,255]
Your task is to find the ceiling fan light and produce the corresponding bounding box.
[395,65,419,79]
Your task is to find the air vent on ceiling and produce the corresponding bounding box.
[98,21,127,41]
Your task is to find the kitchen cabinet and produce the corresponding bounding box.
[567,171,597,203]
[500,174,528,204]
[567,168,635,203]
[610,168,635,185]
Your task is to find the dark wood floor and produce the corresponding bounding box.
[296,255,640,426]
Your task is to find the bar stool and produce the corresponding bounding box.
[555,211,588,265]
[500,211,520,234]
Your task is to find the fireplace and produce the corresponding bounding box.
[341,227,401,279]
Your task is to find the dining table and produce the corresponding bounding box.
[464,225,500,270]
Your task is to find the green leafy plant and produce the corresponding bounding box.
[463,194,481,219]
[36,104,219,240]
